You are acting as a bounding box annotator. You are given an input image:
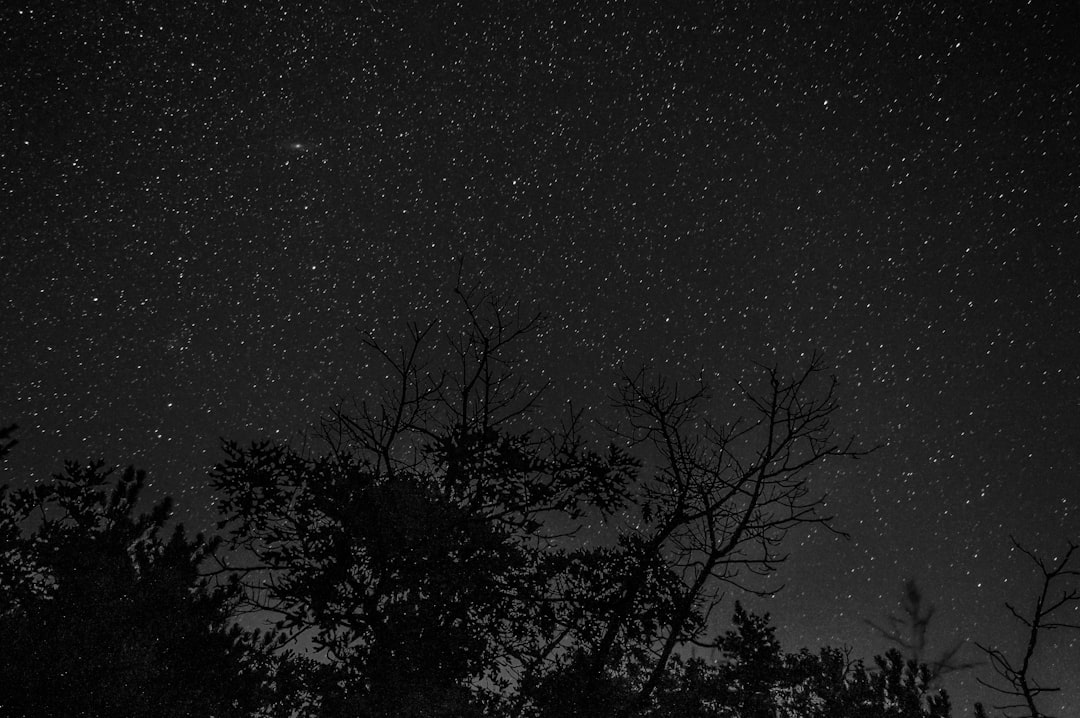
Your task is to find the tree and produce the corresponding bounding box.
[866,579,978,684]
[713,601,787,717]
[582,354,868,714]
[211,283,637,716]
[0,458,273,718]
[713,605,950,718]
[0,425,54,614]
[976,538,1080,718]
[210,281,868,716]
[644,603,952,718]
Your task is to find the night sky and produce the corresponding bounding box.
[2,2,1079,714]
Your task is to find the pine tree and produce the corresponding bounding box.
[0,459,270,717]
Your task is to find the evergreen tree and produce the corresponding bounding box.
[643,604,952,718]
[0,459,271,718]
[714,601,787,717]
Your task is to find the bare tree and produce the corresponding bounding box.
[580,354,870,712]
[866,579,979,684]
[976,538,1080,718]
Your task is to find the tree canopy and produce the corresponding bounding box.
[0,460,275,717]
[1,289,1061,717]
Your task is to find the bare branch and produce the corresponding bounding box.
[977,538,1080,717]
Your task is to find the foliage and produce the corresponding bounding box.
[646,604,951,718]
[210,286,639,715]
[0,458,275,718]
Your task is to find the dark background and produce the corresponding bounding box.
[2,2,1078,713]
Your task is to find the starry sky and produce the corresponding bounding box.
[2,2,1078,714]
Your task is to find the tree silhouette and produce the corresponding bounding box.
[0,457,273,718]
[713,601,787,717]
[0,283,987,718]
[710,603,951,717]
[866,579,979,684]
[976,538,1080,718]
[209,278,876,716]
[0,426,55,614]
[580,354,869,714]
[573,602,954,717]
[210,284,637,716]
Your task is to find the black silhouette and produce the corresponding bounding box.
[0,283,1071,715]
[531,602,952,717]
[0,457,273,717]
[210,284,637,715]
[586,353,869,714]
[209,284,871,715]
[975,538,1080,718]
